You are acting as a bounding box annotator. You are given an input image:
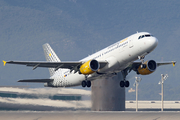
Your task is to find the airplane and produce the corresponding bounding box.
[3,32,176,88]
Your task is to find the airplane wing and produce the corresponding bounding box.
[3,60,108,71]
[128,61,176,73]
[120,61,176,78]
[132,61,176,67]
[156,61,176,67]
[3,61,81,69]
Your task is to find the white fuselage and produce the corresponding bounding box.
[46,32,158,87]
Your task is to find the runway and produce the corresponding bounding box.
[1,87,180,120]
[1,111,180,120]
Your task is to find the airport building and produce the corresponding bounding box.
[0,89,82,101]
[0,87,91,111]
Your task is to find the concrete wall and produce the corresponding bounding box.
[91,72,125,111]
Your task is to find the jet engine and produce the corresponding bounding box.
[137,60,157,75]
[79,60,100,75]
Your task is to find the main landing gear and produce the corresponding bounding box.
[82,75,91,88]
[120,80,130,87]
[81,80,91,87]
[120,69,130,88]
[82,80,91,87]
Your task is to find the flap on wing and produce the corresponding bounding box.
[18,79,53,83]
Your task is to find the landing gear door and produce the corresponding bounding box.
[129,39,133,48]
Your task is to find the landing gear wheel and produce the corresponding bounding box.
[86,81,91,87]
[120,81,130,87]
[82,80,87,87]
[124,81,130,87]
[120,81,125,87]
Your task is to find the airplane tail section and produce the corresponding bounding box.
[43,43,62,76]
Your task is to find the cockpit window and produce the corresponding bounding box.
[138,34,152,39]
[145,34,151,37]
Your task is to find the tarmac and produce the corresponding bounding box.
[1,111,180,120]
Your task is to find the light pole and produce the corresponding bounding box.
[158,74,168,111]
[134,77,142,112]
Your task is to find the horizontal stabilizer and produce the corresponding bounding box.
[18,79,53,83]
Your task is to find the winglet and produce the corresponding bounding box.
[2,60,6,66]
[172,61,176,67]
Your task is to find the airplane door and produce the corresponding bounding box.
[129,39,133,48]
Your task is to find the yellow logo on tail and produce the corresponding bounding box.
[49,53,52,57]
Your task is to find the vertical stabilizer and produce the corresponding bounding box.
[43,43,61,76]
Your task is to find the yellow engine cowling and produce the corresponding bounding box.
[137,60,157,75]
[79,60,100,75]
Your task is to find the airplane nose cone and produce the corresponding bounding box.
[145,36,158,51]
[153,37,158,47]
[149,37,158,48]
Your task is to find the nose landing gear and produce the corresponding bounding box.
[138,56,146,68]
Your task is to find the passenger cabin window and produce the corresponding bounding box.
[138,34,152,39]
